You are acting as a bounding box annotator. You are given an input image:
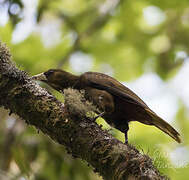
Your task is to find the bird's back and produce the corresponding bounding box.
[81,72,148,108]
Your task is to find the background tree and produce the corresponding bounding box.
[0,0,189,179]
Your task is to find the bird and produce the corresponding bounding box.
[32,69,181,144]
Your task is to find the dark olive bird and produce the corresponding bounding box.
[32,69,181,144]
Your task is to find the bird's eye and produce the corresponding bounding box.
[44,70,54,77]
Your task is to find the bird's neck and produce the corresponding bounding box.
[64,73,80,88]
[47,72,80,91]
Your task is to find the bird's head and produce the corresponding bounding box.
[32,69,78,91]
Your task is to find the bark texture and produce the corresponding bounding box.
[0,42,167,180]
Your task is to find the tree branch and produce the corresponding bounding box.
[0,42,167,180]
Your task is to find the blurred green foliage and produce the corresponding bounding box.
[0,0,189,179]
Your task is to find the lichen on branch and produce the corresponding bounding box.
[64,88,99,118]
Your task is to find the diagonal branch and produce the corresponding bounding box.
[0,42,167,180]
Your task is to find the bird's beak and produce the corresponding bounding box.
[32,73,47,82]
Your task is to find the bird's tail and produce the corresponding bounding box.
[146,109,181,143]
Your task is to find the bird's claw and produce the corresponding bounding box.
[91,111,105,122]
[124,139,128,144]
[124,128,129,144]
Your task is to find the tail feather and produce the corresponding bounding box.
[146,109,181,143]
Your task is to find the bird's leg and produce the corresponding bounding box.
[91,111,105,122]
[124,124,129,144]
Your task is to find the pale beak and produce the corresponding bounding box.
[32,73,47,82]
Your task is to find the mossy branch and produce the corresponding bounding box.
[0,42,167,180]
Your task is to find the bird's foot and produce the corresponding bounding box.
[124,139,128,144]
[124,128,129,144]
[91,112,105,122]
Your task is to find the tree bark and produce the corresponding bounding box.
[0,42,167,180]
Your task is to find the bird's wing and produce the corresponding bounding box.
[82,72,149,109]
